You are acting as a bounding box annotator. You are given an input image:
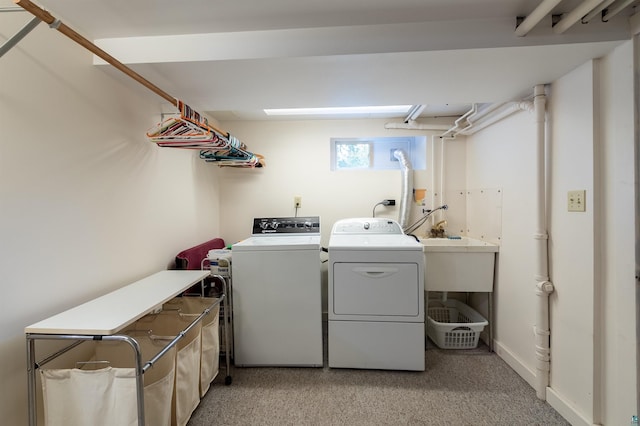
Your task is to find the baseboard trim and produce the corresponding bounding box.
[547,388,595,426]
[493,340,595,426]
[492,340,536,388]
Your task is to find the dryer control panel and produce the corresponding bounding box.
[331,218,403,235]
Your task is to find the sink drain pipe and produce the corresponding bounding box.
[533,84,555,400]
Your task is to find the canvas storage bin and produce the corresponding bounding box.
[40,335,176,426]
[133,309,202,426]
[164,296,221,396]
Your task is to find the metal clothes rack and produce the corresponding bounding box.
[9,0,263,167]
[0,7,40,59]
[202,258,234,378]
[24,270,229,426]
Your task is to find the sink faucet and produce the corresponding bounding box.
[403,204,448,235]
[430,220,447,238]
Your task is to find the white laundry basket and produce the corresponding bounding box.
[133,309,202,426]
[164,296,221,397]
[40,335,176,426]
[427,299,488,349]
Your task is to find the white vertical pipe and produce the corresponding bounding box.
[431,137,437,228]
[533,84,555,400]
[439,136,446,224]
[633,28,640,422]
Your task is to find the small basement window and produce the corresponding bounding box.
[330,136,426,171]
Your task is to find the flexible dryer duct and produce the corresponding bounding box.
[393,149,413,229]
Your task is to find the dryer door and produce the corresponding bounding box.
[332,262,420,318]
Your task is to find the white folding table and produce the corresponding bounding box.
[24,270,216,426]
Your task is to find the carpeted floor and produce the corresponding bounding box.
[188,341,569,426]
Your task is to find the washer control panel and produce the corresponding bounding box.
[331,218,403,235]
[252,216,320,235]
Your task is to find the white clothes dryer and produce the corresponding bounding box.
[328,218,425,371]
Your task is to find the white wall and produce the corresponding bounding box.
[0,14,221,425]
[216,119,466,313]
[3,11,636,426]
[597,39,636,425]
[465,42,637,426]
[217,120,466,246]
[465,109,539,376]
[547,59,598,424]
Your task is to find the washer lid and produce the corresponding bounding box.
[328,234,422,250]
[233,235,321,251]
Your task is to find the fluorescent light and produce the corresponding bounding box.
[264,105,411,116]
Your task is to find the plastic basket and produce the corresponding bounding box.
[427,299,488,349]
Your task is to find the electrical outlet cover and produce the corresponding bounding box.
[567,190,586,212]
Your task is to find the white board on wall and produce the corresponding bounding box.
[466,187,502,244]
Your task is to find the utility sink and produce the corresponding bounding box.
[419,237,499,292]
[420,237,499,252]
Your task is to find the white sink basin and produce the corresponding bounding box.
[420,237,499,292]
[420,237,499,253]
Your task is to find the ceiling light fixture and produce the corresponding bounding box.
[264,105,412,116]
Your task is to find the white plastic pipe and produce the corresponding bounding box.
[384,121,451,131]
[602,0,636,21]
[553,0,607,33]
[533,84,555,400]
[431,138,437,227]
[515,0,564,36]
[441,104,477,138]
[459,102,532,135]
[582,0,617,23]
[404,105,426,123]
[439,136,446,224]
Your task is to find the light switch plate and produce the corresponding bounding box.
[567,190,586,212]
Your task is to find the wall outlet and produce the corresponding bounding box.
[567,190,586,212]
[294,196,302,208]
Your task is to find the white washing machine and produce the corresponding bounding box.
[232,217,323,367]
[328,217,425,371]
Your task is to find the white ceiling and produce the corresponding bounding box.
[4,0,637,121]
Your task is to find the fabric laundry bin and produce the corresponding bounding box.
[40,335,176,426]
[163,296,221,397]
[132,309,202,426]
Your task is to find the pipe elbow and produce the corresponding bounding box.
[536,280,554,294]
